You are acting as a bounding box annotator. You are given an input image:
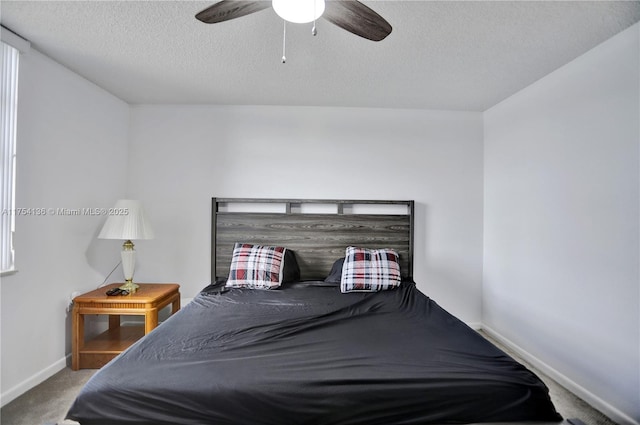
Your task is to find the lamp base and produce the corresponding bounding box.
[119,280,139,293]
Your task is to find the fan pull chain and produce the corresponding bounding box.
[282,20,287,63]
[312,0,318,36]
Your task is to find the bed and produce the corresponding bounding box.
[67,198,563,425]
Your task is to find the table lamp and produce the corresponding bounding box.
[98,200,154,293]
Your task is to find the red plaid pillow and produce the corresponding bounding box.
[340,246,402,293]
[226,243,286,289]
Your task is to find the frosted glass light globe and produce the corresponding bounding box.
[273,0,325,24]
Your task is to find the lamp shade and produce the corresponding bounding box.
[98,200,154,240]
[272,0,325,23]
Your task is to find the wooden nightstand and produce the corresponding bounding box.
[72,283,180,370]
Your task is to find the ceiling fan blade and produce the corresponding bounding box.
[322,0,392,41]
[196,1,271,24]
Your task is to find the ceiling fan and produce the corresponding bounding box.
[195,0,392,42]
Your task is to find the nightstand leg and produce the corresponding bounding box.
[109,315,120,329]
[145,310,158,334]
[72,311,84,371]
[172,297,181,314]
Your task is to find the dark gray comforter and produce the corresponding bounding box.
[67,281,562,425]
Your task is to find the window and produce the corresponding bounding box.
[1,27,29,275]
[1,41,19,274]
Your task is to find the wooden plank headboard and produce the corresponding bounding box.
[212,198,414,282]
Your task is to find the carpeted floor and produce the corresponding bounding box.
[1,331,619,425]
[480,332,618,425]
[1,368,94,425]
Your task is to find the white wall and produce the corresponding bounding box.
[127,105,485,323]
[0,49,129,405]
[483,23,639,424]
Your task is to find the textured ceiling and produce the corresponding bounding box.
[2,1,639,110]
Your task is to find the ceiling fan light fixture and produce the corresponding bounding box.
[272,0,325,24]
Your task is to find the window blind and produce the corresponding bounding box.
[1,41,19,273]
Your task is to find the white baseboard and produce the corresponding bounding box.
[481,324,639,425]
[466,321,482,330]
[0,354,70,407]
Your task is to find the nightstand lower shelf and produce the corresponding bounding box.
[78,325,145,369]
